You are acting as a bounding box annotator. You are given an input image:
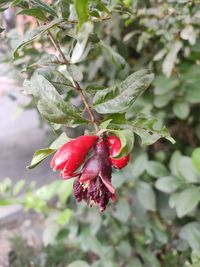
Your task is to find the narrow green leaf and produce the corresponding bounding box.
[17,8,47,21]
[93,70,154,114]
[27,148,55,169]
[71,22,93,64]
[74,0,89,29]
[13,180,25,196]
[13,18,63,59]
[30,0,57,17]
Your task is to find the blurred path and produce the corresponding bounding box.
[0,75,57,186]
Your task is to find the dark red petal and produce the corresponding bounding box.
[99,174,115,195]
[79,155,100,182]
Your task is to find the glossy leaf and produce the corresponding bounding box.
[30,0,57,17]
[71,22,93,64]
[27,148,55,169]
[74,0,89,29]
[93,70,154,114]
[131,114,175,146]
[24,72,86,124]
[17,8,47,21]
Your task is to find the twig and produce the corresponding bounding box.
[47,30,99,132]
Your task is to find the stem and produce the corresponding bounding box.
[47,30,99,132]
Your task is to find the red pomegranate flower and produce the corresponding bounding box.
[73,139,116,211]
[107,135,130,169]
[51,135,98,179]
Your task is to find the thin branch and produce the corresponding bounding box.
[47,30,99,132]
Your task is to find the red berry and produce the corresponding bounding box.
[107,135,130,169]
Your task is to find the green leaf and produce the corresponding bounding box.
[0,199,13,205]
[131,114,175,146]
[30,0,57,17]
[112,198,131,223]
[0,27,4,33]
[74,0,89,29]
[57,209,72,225]
[99,119,112,129]
[13,18,63,59]
[17,8,47,21]
[93,70,154,114]
[43,219,60,246]
[100,41,126,70]
[67,261,90,267]
[154,75,179,95]
[137,181,156,211]
[50,132,69,150]
[174,187,200,218]
[173,102,190,120]
[24,72,86,124]
[178,156,199,183]
[154,93,173,108]
[192,148,200,173]
[146,161,168,178]
[13,180,25,196]
[182,65,200,103]
[155,176,182,193]
[131,153,148,178]
[27,133,69,169]
[57,179,73,204]
[37,68,74,94]
[180,222,200,252]
[71,22,93,63]
[27,148,55,169]
[162,41,182,77]
[169,150,182,176]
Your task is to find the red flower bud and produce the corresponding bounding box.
[51,135,98,178]
[107,135,130,169]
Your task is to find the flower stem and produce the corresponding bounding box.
[47,30,99,132]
